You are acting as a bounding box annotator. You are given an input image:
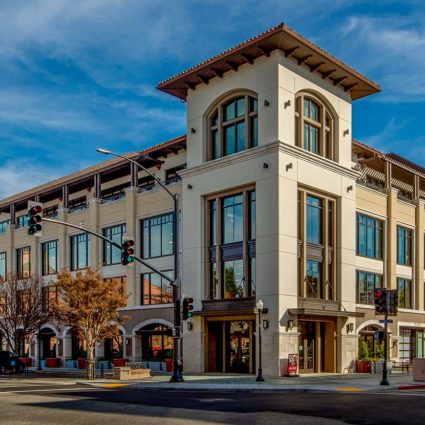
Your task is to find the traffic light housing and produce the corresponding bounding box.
[121,236,135,266]
[388,289,398,316]
[374,288,387,315]
[182,297,194,321]
[28,201,43,236]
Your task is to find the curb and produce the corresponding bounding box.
[398,384,425,391]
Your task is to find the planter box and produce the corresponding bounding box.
[77,358,87,369]
[46,358,59,368]
[19,358,32,367]
[356,360,372,373]
[165,359,173,372]
[113,358,128,367]
[413,358,425,381]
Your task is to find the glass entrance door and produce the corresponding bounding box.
[226,321,251,373]
[299,321,315,373]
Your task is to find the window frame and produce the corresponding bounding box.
[103,223,127,266]
[141,271,173,305]
[356,213,383,260]
[397,225,413,266]
[207,186,256,300]
[208,93,258,161]
[41,240,58,276]
[356,270,382,305]
[16,246,31,279]
[70,233,90,271]
[141,213,174,259]
[295,92,335,160]
[0,252,6,281]
[397,278,412,309]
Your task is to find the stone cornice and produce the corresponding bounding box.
[181,141,360,180]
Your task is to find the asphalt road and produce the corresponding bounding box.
[0,378,424,425]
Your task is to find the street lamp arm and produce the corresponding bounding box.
[96,149,176,199]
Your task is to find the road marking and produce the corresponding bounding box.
[0,387,107,395]
[336,387,366,392]
[98,383,129,388]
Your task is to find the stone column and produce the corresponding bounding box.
[88,198,100,268]
[386,188,398,290]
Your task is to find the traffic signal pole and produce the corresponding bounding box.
[42,217,172,283]
[380,313,389,386]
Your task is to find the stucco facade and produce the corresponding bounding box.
[0,24,424,374]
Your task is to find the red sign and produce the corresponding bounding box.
[288,353,298,375]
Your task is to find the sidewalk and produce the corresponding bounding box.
[78,372,425,393]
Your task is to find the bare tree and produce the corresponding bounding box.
[0,273,52,358]
[53,268,127,380]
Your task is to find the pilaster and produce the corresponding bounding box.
[386,188,398,290]
[88,198,100,268]
[415,199,425,310]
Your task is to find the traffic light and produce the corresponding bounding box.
[182,297,194,321]
[374,288,387,315]
[388,289,398,316]
[121,236,135,265]
[27,201,43,236]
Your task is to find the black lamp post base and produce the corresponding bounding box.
[256,368,265,382]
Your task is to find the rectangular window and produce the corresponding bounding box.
[306,196,322,244]
[16,246,31,279]
[222,194,244,244]
[142,214,173,259]
[397,226,413,266]
[306,259,321,298]
[42,286,58,312]
[70,233,90,271]
[356,271,382,305]
[42,240,58,275]
[0,220,10,234]
[16,215,29,229]
[208,189,255,300]
[0,252,6,281]
[43,205,58,218]
[249,191,256,240]
[356,214,383,259]
[103,224,126,265]
[398,278,412,309]
[141,271,173,305]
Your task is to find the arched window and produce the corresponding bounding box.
[295,93,335,160]
[209,94,258,160]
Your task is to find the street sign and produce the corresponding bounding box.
[379,319,393,324]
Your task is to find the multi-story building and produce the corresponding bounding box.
[0,23,424,374]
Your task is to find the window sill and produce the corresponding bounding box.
[120,304,174,311]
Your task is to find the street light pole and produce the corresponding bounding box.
[96,148,183,382]
[256,299,264,382]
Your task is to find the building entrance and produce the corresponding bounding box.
[206,318,254,374]
[298,319,336,373]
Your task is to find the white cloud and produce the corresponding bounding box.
[0,160,63,199]
[341,14,425,102]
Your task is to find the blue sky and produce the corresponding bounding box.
[0,0,424,198]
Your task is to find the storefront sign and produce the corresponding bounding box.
[288,353,298,375]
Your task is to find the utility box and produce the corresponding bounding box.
[413,359,425,382]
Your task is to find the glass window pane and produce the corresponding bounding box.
[224,100,236,121]
[251,116,258,147]
[223,259,244,299]
[150,224,161,257]
[306,196,322,244]
[304,123,310,150]
[161,221,173,256]
[250,97,258,112]
[311,127,318,153]
[236,121,245,152]
[236,97,245,117]
[212,129,219,159]
[224,125,236,156]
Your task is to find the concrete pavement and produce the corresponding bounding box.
[77,371,425,393]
